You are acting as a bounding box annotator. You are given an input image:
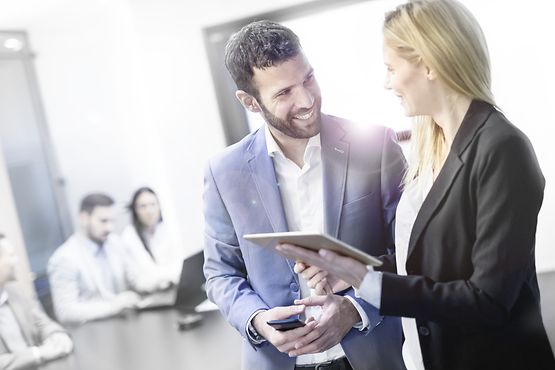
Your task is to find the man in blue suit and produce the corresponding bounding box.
[203,20,406,370]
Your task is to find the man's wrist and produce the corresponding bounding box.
[344,295,369,330]
[341,296,361,327]
[246,310,267,345]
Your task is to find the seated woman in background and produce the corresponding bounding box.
[121,187,185,285]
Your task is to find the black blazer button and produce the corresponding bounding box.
[290,282,299,292]
[418,326,430,336]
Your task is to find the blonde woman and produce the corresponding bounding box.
[276,1,555,369]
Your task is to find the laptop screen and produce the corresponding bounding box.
[174,250,207,311]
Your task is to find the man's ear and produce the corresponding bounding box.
[78,212,89,229]
[236,90,261,113]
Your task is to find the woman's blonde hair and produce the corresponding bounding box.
[384,0,496,185]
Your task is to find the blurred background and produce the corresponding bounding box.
[1,0,554,363]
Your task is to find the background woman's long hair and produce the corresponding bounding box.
[128,186,163,260]
[384,0,496,186]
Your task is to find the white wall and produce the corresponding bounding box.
[0,0,301,260]
[1,0,554,270]
[0,141,34,297]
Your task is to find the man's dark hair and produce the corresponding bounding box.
[224,20,302,98]
[79,193,114,214]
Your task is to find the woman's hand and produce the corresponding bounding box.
[294,261,351,294]
[276,244,368,288]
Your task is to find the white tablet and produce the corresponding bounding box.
[243,231,382,267]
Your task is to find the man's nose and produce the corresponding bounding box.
[295,87,315,109]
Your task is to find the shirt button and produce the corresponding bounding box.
[290,282,299,292]
[418,326,430,336]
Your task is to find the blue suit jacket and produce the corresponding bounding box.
[203,114,407,370]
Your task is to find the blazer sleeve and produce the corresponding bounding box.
[380,133,545,327]
[31,303,67,342]
[202,162,269,339]
[47,255,120,324]
[0,290,66,370]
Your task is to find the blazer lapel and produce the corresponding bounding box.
[246,128,289,234]
[247,128,297,274]
[407,155,463,260]
[321,115,349,238]
[7,293,36,346]
[407,100,494,260]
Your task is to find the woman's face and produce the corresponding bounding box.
[383,44,435,117]
[134,192,161,229]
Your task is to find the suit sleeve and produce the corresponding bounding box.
[31,302,67,342]
[380,134,545,327]
[202,162,269,339]
[0,293,66,370]
[47,255,120,324]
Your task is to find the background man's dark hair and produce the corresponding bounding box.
[224,20,302,98]
[80,193,114,214]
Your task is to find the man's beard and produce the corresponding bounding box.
[258,100,321,139]
[87,230,109,246]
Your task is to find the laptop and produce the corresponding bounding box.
[136,250,211,312]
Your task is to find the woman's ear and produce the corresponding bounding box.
[426,66,437,81]
[236,90,261,113]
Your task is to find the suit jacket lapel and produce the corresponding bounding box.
[407,100,494,261]
[321,115,349,238]
[247,128,289,234]
[7,293,35,346]
[247,128,296,274]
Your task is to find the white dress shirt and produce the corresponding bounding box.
[357,167,433,370]
[121,222,185,284]
[264,125,367,365]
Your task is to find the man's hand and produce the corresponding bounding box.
[294,262,351,295]
[252,305,318,354]
[37,333,73,362]
[287,295,360,357]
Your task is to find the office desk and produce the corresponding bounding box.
[44,309,242,370]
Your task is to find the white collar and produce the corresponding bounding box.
[264,124,321,158]
[76,232,106,256]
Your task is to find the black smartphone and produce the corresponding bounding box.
[266,317,305,331]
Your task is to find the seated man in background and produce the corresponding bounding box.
[0,233,73,370]
[48,193,170,325]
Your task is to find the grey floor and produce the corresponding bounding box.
[538,270,555,354]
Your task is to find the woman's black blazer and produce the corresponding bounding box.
[378,100,555,370]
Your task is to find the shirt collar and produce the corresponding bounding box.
[264,124,321,158]
[77,232,106,256]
